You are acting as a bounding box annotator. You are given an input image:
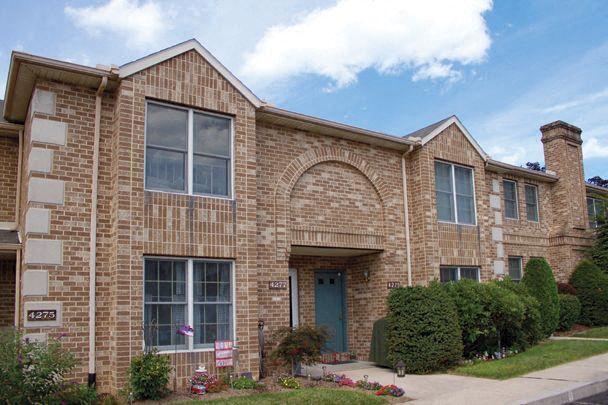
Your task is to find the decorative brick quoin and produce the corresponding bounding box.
[0,39,605,393]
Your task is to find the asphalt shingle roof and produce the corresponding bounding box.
[402,116,453,139]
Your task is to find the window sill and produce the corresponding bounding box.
[156,347,215,355]
[437,220,478,227]
[144,188,235,202]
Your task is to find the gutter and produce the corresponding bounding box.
[401,145,415,286]
[88,76,107,388]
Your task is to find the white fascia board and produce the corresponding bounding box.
[421,116,489,161]
[119,39,263,108]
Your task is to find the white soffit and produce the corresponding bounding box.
[119,39,263,108]
[421,116,489,161]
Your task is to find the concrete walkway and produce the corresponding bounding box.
[551,336,608,342]
[339,352,608,404]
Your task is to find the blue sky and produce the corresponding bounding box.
[1,0,607,177]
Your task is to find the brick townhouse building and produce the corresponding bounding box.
[0,39,606,393]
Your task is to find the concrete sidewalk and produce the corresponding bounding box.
[340,352,608,404]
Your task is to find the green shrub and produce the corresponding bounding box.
[441,280,493,356]
[0,329,96,404]
[570,260,608,326]
[128,350,171,400]
[232,376,261,390]
[558,294,582,331]
[494,278,543,349]
[522,258,560,336]
[277,375,300,389]
[386,284,463,373]
[589,221,608,273]
[270,325,329,375]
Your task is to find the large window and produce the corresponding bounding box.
[588,197,606,229]
[145,102,232,197]
[439,266,480,283]
[508,257,522,281]
[434,161,476,225]
[144,258,234,351]
[524,184,539,222]
[503,180,519,219]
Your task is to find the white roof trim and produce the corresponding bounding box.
[119,39,263,108]
[420,116,489,160]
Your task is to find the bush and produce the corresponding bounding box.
[522,258,560,336]
[441,280,493,356]
[386,284,463,373]
[277,375,300,389]
[128,350,171,400]
[557,282,577,295]
[589,221,608,273]
[570,260,608,326]
[232,376,261,390]
[558,294,582,331]
[494,278,543,349]
[270,325,328,375]
[0,329,95,404]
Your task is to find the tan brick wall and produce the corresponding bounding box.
[101,50,259,392]
[0,136,18,223]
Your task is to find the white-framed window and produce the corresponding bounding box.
[439,266,480,283]
[524,184,539,222]
[587,197,606,229]
[143,257,234,352]
[503,180,519,220]
[434,161,476,225]
[145,101,233,198]
[508,256,523,281]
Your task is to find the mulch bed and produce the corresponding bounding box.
[134,376,411,403]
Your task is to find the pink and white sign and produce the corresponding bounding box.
[214,340,234,368]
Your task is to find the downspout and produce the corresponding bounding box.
[88,76,107,388]
[401,145,414,286]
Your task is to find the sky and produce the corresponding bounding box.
[0,0,607,177]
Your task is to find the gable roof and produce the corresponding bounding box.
[404,115,489,161]
[119,39,263,108]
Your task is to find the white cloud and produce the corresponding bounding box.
[241,0,492,88]
[583,137,608,159]
[65,0,169,48]
[542,88,608,114]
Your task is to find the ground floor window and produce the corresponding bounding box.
[508,256,523,281]
[144,258,234,351]
[439,266,480,283]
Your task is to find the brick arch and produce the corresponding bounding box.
[274,147,392,260]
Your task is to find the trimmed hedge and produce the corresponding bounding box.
[494,278,543,349]
[570,260,608,326]
[557,294,581,331]
[386,284,463,373]
[522,258,559,337]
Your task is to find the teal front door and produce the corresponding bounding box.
[314,270,346,353]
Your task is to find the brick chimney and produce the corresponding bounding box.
[541,121,587,233]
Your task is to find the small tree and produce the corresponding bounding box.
[521,258,559,337]
[0,330,95,404]
[270,325,329,375]
[525,162,546,172]
[570,260,608,326]
[590,221,608,273]
[587,176,608,188]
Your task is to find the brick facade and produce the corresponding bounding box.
[0,135,18,223]
[1,41,603,394]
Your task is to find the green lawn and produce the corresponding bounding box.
[573,326,608,339]
[182,388,387,404]
[452,339,608,380]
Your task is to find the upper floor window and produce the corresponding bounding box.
[508,256,522,281]
[434,161,476,225]
[440,266,480,283]
[503,180,519,220]
[587,197,606,228]
[524,184,539,222]
[145,102,232,198]
[144,258,234,351]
